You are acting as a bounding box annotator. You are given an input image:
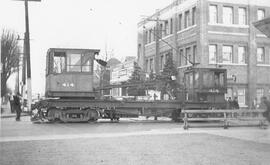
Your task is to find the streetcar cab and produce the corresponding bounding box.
[184,67,227,103]
[45,48,100,98]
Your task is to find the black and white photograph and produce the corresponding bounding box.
[1,0,270,164]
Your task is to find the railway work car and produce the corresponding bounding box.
[31,48,227,123]
[184,67,227,109]
[45,48,99,98]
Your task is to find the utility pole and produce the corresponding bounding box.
[155,10,160,75]
[143,10,163,75]
[24,0,32,112]
[22,34,26,99]
[0,34,2,111]
[15,0,41,111]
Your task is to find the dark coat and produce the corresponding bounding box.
[232,100,239,109]
[13,95,21,112]
[263,100,270,121]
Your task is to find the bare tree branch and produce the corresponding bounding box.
[1,29,21,97]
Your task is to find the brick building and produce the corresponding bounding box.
[137,0,270,108]
[110,56,137,97]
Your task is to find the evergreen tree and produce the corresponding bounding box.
[160,54,178,81]
[128,62,143,82]
[127,62,146,96]
[158,54,181,100]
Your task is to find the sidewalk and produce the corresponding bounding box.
[0,112,30,118]
[1,103,29,118]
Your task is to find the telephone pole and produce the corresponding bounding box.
[24,0,32,111]
[155,10,160,74]
[143,10,163,74]
[15,0,41,111]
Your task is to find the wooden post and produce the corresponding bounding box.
[183,110,188,130]
[224,112,228,129]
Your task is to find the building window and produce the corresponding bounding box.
[185,47,191,65]
[238,46,246,64]
[193,45,197,64]
[209,44,217,64]
[192,7,196,25]
[145,59,149,72]
[223,6,233,24]
[165,53,169,62]
[238,7,247,25]
[160,24,163,38]
[153,27,156,40]
[256,88,264,104]
[184,10,190,28]
[257,9,265,20]
[149,29,152,43]
[161,55,164,70]
[238,88,246,106]
[209,5,218,23]
[257,47,265,63]
[179,49,183,66]
[164,20,169,36]
[170,18,173,34]
[145,31,148,43]
[222,45,233,64]
[178,14,182,31]
[149,58,153,71]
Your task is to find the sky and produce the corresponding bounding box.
[0,0,173,94]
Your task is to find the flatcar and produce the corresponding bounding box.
[31,48,227,123]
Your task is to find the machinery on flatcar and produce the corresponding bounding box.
[31,48,227,123]
[38,48,101,122]
[183,67,227,109]
[45,48,99,99]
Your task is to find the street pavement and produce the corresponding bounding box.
[0,116,270,165]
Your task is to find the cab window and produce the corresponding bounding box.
[66,53,93,73]
[67,54,81,72]
[53,52,66,73]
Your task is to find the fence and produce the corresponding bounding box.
[182,109,268,129]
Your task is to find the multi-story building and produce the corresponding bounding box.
[110,56,137,97]
[137,0,270,108]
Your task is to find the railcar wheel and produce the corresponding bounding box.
[87,109,99,122]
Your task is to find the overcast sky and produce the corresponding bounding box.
[0,0,173,94]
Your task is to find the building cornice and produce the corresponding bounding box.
[208,0,270,7]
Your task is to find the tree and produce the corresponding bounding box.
[1,29,21,97]
[158,54,181,100]
[127,62,146,96]
[160,54,178,81]
[128,62,143,82]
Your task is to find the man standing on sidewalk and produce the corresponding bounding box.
[261,97,270,122]
[13,92,22,121]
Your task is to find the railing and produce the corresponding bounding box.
[182,109,268,129]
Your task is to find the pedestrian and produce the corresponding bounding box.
[227,97,233,109]
[252,98,259,109]
[261,96,270,122]
[13,92,22,121]
[232,97,239,109]
[8,93,15,113]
